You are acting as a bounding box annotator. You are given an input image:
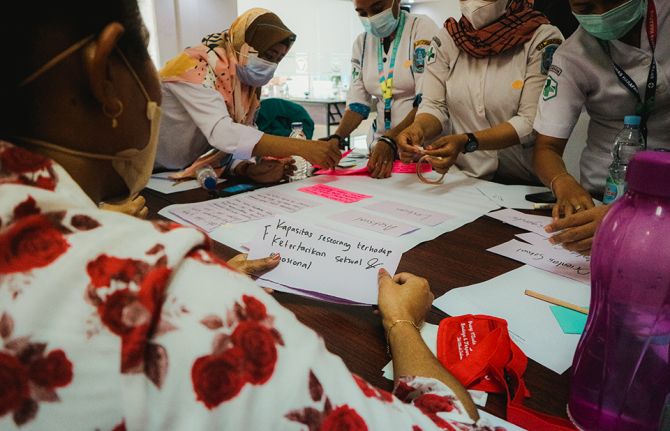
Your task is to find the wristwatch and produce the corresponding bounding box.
[463,133,479,154]
[326,134,343,145]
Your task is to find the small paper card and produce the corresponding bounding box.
[364,200,452,227]
[298,184,372,204]
[487,208,552,237]
[328,210,419,237]
[550,306,588,334]
[488,239,591,285]
[248,217,402,304]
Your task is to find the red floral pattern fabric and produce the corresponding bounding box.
[1,141,513,430]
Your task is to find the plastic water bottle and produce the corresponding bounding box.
[196,165,218,191]
[568,151,670,431]
[288,122,312,182]
[603,116,646,204]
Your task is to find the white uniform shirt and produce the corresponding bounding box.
[346,12,439,147]
[155,82,264,170]
[534,1,670,195]
[419,24,563,182]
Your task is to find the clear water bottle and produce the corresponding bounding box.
[602,116,646,204]
[288,122,312,182]
[569,151,670,430]
[196,165,218,191]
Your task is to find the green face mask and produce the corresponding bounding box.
[574,0,647,41]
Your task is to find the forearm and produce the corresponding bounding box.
[252,134,303,158]
[389,324,479,421]
[384,108,418,139]
[333,110,365,139]
[533,135,571,188]
[470,122,520,151]
[414,113,443,142]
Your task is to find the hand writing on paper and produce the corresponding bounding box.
[546,205,611,256]
[227,253,281,277]
[397,123,425,163]
[100,195,149,219]
[239,158,296,184]
[420,134,469,175]
[377,269,433,332]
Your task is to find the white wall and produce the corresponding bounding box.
[410,0,460,24]
[151,0,238,67]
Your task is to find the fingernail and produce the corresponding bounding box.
[270,253,280,259]
[548,237,556,245]
[378,268,388,276]
[545,225,553,233]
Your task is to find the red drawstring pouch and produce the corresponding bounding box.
[437,315,576,431]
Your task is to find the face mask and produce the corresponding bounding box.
[236,52,278,87]
[574,0,646,41]
[460,0,509,30]
[17,36,161,204]
[360,0,399,38]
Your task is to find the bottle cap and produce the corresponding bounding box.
[624,115,642,126]
[203,176,217,191]
[627,151,670,198]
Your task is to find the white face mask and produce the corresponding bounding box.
[236,52,278,87]
[17,36,161,204]
[460,0,509,30]
[359,0,399,38]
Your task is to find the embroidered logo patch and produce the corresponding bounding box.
[543,76,558,101]
[426,45,437,65]
[535,38,563,51]
[351,64,362,82]
[414,46,427,73]
[541,44,560,75]
[549,64,563,76]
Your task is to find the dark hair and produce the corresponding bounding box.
[0,0,148,91]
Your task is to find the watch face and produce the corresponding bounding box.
[465,139,478,153]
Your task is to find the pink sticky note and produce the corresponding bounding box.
[298,184,372,203]
[392,161,432,174]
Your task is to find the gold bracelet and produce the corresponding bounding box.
[386,319,421,357]
[549,172,570,196]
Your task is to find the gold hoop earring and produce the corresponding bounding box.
[102,100,124,128]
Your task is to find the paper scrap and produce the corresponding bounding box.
[433,265,589,374]
[168,190,319,232]
[551,306,588,335]
[328,210,419,237]
[487,208,552,237]
[515,232,550,246]
[392,161,432,174]
[248,217,401,304]
[298,184,372,203]
[364,201,452,227]
[476,183,549,210]
[488,239,590,285]
[146,172,203,194]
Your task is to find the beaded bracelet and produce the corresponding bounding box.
[386,319,421,356]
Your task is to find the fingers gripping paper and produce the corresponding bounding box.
[248,217,402,304]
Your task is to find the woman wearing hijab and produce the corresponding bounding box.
[325,0,439,179]
[156,9,341,182]
[0,1,521,429]
[397,0,563,184]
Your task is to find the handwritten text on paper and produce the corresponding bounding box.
[248,217,401,304]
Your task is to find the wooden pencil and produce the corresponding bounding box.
[524,289,589,315]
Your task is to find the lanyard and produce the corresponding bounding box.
[377,11,406,131]
[598,0,657,140]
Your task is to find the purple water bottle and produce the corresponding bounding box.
[568,151,670,430]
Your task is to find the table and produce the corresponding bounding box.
[285,97,348,144]
[141,184,571,422]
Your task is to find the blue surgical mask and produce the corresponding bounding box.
[360,0,399,38]
[236,53,278,87]
[574,0,647,41]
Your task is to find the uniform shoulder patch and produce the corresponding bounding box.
[535,38,563,51]
[414,39,431,49]
[543,76,558,101]
[431,36,442,48]
[425,44,437,66]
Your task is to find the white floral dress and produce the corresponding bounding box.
[0,141,507,430]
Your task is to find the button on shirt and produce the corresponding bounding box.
[419,24,563,182]
[346,12,439,147]
[155,82,263,170]
[534,2,670,195]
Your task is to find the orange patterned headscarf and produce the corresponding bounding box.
[159,8,279,125]
[445,0,549,58]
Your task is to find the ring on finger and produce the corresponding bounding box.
[574,205,583,211]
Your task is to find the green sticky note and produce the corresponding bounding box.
[550,306,588,334]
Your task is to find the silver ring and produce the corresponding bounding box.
[574,205,583,211]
